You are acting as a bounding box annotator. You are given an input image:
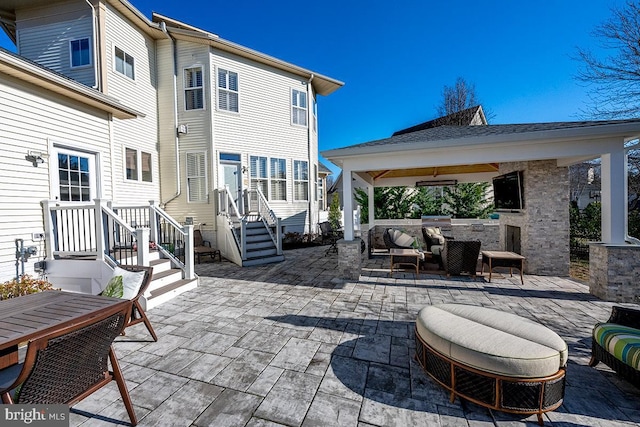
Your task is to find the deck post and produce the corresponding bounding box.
[136,228,150,266]
[183,225,195,279]
[95,199,107,262]
[148,200,159,246]
[41,199,55,259]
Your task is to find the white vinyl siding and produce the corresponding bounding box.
[186,152,207,203]
[16,7,95,87]
[291,89,307,126]
[270,158,286,201]
[217,68,239,112]
[184,67,204,110]
[0,73,111,281]
[294,160,308,201]
[104,4,159,204]
[114,46,135,80]
[250,156,268,197]
[211,46,317,233]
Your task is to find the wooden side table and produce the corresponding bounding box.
[481,251,526,284]
[390,248,425,275]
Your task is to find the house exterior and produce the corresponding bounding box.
[0,0,342,286]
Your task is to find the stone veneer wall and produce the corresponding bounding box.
[590,243,640,303]
[337,239,362,280]
[499,160,569,276]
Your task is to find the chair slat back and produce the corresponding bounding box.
[194,230,205,247]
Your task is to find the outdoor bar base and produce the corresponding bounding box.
[414,304,567,426]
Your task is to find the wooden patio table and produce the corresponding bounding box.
[0,290,129,369]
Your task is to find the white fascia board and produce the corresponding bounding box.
[331,135,627,173]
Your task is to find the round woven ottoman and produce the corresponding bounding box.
[414,304,567,425]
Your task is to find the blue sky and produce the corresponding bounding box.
[0,0,627,175]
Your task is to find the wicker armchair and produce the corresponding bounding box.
[117,264,158,342]
[590,306,640,387]
[441,240,481,277]
[0,300,138,426]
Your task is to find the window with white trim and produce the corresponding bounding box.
[218,68,239,112]
[314,164,318,201]
[186,152,207,202]
[318,177,325,209]
[312,97,317,132]
[291,89,307,126]
[270,158,287,201]
[125,148,152,182]
[184,67,204,110]
[114,46,134,79]
[250,156,268,197]
[70,38,91,68]
[294,160,308,201]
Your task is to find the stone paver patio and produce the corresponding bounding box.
[72,246,640,426]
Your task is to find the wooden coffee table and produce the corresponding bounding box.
[481,251,526,284]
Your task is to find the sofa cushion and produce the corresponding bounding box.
[593,323,640,370]
[416,304,568,378]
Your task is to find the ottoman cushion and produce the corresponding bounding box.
[416,304,568,378]
[593,323,640,370]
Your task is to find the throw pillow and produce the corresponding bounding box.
[394,231,415,248]
[112,267,146,300]
[102,275,124,298]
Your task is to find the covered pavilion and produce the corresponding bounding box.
[322,116,640,302]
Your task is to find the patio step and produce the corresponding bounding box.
[143,278,198,310]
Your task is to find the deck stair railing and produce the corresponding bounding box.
[42,199,194,280]
[248,188,282,255]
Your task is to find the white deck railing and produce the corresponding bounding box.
[41,199,195,280]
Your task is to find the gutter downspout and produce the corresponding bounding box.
[85,0,99,90]
[307,74,314,234]
[159,21,181,208]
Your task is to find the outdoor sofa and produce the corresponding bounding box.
[590,305,640,387]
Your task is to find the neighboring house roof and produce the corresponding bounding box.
[0,47,141,119]
[318,161,332,175]
[393,105,487,136]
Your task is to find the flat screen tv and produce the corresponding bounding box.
[493,171,524,211]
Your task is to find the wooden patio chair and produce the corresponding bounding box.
[194,229,222,263]
[117,265,158,342]
[0,300,138,426]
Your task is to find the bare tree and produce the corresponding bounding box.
[436,77,478,119]
[576,1,640,119]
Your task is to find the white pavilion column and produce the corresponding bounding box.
[342,167,354,240]
[600,143,627,244]
[368,184,374,226]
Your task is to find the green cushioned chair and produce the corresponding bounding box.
[590,306,640,387]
